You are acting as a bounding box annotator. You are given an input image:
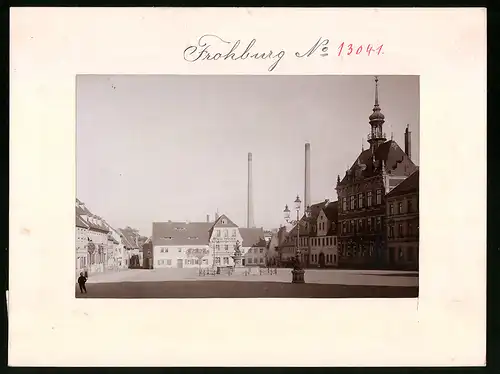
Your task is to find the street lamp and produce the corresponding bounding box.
[283,195,311,284]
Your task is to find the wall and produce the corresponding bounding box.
[244,246,267,266]
[386,192,419,270]
[153,245,212,269]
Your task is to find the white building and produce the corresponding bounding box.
[240,228,268,267]
[152,214,268,269]
[75,213,89,279]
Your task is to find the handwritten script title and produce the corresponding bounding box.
[183,35,384,72]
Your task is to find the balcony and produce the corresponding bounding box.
[367,132,387,141]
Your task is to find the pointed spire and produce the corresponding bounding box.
[369,76,385,124]
[337,174,340,183]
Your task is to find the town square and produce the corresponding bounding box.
[75,75,420,298]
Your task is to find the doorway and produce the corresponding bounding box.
[318,252,326,268]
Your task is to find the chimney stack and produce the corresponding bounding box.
[247,152,255,228]
[206,214,210,223]
[304,143,311,212]
[404,124,412,160]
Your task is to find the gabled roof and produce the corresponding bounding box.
[340,140,417,185]
[152,221,213,246]
[323,201,339,222]
[208,214,238,238]
[239,227,267,248]
[386,169,419,198]
[288,220,309,237]
[75,214,89,228]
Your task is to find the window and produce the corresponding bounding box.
[367,191,373,207]
[260,258,264,263]
[358,193,364,208]
[350,195,355,210]
[342,198,348,211]
[398,202,403,214]
[215,257,220,265]
[166,259,172,265]
[178,248,182,253]
[389,225,394,238]
[260,248,263,253]
[376,217,382,231]
[376,189,382,205]
[407,199,413,213]
[321,238,325,246]
[223,257,229,265]
[216,230,221,237]
[334,237,337,246]
[225,245,229,251]
[358,219,363,232]
[248,258,252,264]
[389,204,394,215]
[399,248,403,259]
[232,229,237,237]
[224,229,228,237]
[216,244,220,251]
[408,223,413,236]
[158,260,163,265]
[398,223,404,237]
[342,222,347,234]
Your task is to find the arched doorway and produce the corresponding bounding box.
[318,252,326,268]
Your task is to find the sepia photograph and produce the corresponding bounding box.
[75,74,420,298]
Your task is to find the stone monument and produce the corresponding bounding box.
[231,240,246,275]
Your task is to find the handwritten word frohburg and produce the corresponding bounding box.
[183,34,286,72]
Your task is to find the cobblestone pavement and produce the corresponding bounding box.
[85,268,418,287]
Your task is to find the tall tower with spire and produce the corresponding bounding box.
[367,76,387,153]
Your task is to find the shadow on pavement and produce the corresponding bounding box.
[76,280,418,299]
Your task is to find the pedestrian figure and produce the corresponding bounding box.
[77,272,87,294]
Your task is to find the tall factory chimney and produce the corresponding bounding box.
[304,143,311,212]
[206,214,210,223]
[247,152,255,228]
[404,124,412,160]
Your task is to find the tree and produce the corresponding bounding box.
[186,248,210,271]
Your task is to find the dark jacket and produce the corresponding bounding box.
[77,275,87,285]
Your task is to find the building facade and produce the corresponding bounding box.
[309,201,339,267]
[240,228,268,267]
[386,169,419,270]
[335,77,417,269]
[151,214,267,269]
[75,200,109,275]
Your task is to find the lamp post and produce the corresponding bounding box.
[283,195,311,284]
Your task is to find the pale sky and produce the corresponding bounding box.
[77,75,419,236]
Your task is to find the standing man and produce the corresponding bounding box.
[77,272,87,294]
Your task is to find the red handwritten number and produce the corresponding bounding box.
[366,44,374,56]
[376,44,384,55]
[347,44,353,55]
[337,42,344,57]
[356,46,363,55]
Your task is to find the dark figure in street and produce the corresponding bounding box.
[78,272,87,293]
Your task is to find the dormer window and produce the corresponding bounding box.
[174,227,186,231]
[187,236,199,240]
[162,236,173,240]
[222,219,226,224]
